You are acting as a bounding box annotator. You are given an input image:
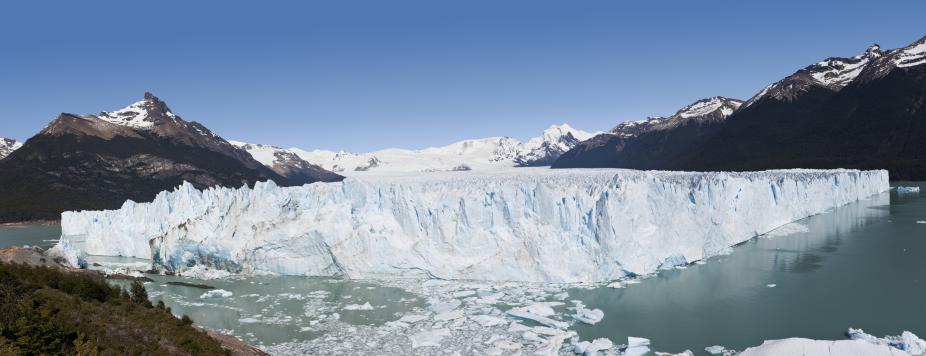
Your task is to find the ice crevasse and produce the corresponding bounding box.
[59,168,889,283]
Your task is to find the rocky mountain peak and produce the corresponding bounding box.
[0,137,22,160]
[98,92,178,129]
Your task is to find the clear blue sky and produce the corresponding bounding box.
[2,1,925,151]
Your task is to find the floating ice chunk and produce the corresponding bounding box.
[477,292,505,304]
[384,321,409,328]
[199,289,233,299]
[897,186,920,194]
[704,345,726,354]
[656,351,694,356]
[522,302,561,316]
[429,299,462,313]
[472,315,507,327]
[522,331,544,343]
[532,326,566,336]
[535,334,568,356]
[343,302,374,310]
[452,290,476,298]
[625,337,652,356]
[238,317,259,323]
[177,265,233,279]
[607,281,623,289]
[574,338,613,355]
[508,322,531,332]
[494,339,522,350]
[766,284,777,288]
[434,309,465,321]
[573,307,604,325]
[409,328,451,348]
[917,221,926,224]
[506,308,568,329]
[848,328,926,355]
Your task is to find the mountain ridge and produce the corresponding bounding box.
[235,124,597,176]
[553,34,926,180]
[0,93,342,223]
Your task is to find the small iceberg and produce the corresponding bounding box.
[897,186,920,194]
[573,307,604,325]
[624,337,651,356]
[200,289,233,299]
[573,337,613,355]
[506,308,568,329]
[705,345,728,354]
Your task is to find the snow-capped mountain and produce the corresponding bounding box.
[610,97,743,139]
[0,138,21,160]
[745,35,926,107]
[0,93,342,223]
[513,124,596,166]
[229,141,344,183]
[554,33,926,180]
[236,124,596,176]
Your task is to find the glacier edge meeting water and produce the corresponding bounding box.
[57,168,889,283]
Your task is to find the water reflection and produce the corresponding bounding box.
[566,191,924,354]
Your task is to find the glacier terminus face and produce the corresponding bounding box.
[58,168,889,283]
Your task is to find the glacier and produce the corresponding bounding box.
[58,168,888,283]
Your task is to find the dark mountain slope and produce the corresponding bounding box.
[554,35,926,180]
[0,94,343,222]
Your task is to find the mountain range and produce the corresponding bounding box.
[0,93,342,222]
[554,34,926,180]
[231,124,596,176]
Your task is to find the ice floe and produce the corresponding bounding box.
[199,289,233,299]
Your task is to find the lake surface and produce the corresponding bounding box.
[0,224,60,249]
[2,182,923,354]
[568,182,926,353]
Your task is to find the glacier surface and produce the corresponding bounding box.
[59,168,888,283]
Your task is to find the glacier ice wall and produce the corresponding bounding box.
[60,168,889,283]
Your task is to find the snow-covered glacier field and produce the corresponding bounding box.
[58,168,888,283]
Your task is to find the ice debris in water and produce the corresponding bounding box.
[199,289,233,299]
[409,328,451,348]
[766,283,777,288]
[178,265,233,279]
[897,186,920,194]
[704,345,728,354]
[848,328,926,355]
[343,302,375,311]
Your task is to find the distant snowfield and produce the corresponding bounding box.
[58,168,888,283]
[234,124,598,176]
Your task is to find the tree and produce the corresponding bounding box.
[129,281,151,307]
